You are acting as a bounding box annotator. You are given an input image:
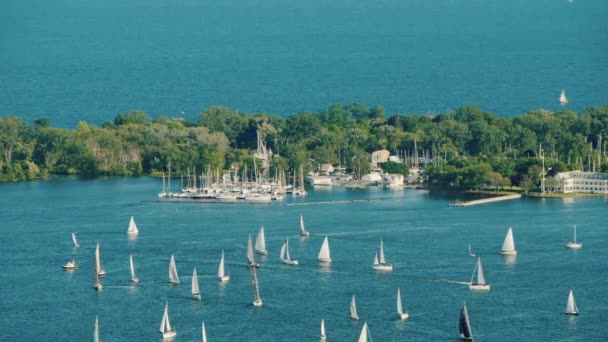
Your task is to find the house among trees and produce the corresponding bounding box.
[543,171,608,194]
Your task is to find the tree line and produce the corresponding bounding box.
[1,104,607,194]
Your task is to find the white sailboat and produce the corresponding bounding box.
[247,234,261,268]
[469,257,490,291]
[350,294,359,320]
[280,239,299,265]
[130,254,140,283]
[300,214,310,237]
[459,303,473,340]
[218,249,230,282]
[372,239,393,271]
[320,319,326,341]
[560,89,568,105]
[192,267,201,300]
[318,236,332,263]
[397,288,409,320]
[566,224,582,249]
[93,315,100,342]
[251,266,263,307]
[468,244,476,257]
[159,301,177,339]
[500,227,517,255]
[127,216,139,235]
[566,289,579,315]
[169,254,180,284]
[357,321,370,342]
[93,255,102,291]
[72,232,80,249]
[63,258,79,270]
[202,321,207,342]
[95,242,106,278]
[254,226,268,255]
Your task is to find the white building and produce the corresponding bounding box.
[545,171,608,194]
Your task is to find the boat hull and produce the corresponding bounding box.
[373,263,394,271]
[500,250,517,255]
[282,259,299,265]
[469,283,491,291]
[162,330,177,339]
[318,258,332,263]
[566,242,582,249]
[219,275,231,282]
[300,232,310,237]
[399,312,410,320]
[193,294,201,301]
[253,299,263,307]
[131,277,140,284]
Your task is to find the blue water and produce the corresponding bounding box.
[1,177,606,340]
[1,0,607,127]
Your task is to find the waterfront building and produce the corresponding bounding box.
[543,171,608,194]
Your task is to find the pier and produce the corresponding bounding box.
[449,194,521,207]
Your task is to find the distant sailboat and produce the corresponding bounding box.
[254,226,268,255]
[372,239,393,271]
[350,294,359,320]
[566,289,579,315]
[72,232,80,249]
[566,224,582,249]
[159,301,177,339]
[469,257,490,291]
[500,227,517,255]
[169,254,180,284]
[192,268,201,300]
[560,89,568,105]
[218,249,230,282]
[300,214,310,237]
[280,239,299,265]
[127,216,139,235]
[468,244,476,257]
[320,319,326,341]
[459,303,473,340]
[93,255,102,291]
[130,254,140,283]
[318,236,332,263]
[251,265,263,307]
[357,321,370,342]
[202,321,207,342]
[247,234,261,268]
[397,288,409,320]
[93,315,100,342]
[95,242,106,278]
[63,258,79,270]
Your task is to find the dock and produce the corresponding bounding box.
[449,194,521,207]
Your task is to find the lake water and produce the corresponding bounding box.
[1,0,607,127]
[0,177,606,340]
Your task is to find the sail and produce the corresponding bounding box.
[560,89,568,104]
[471,257,487,285]
[373,253,378,265]
[192,268,200,296]
[94,315,99,342]
[218,250,226,277]
[169,254,180,284]
[501,227,516,253]
[379,239,386,264]
[320,319,326,339]
[93,255,101,288]
[350,295,359,320]
[202,321,207,342]
[300,215,307,234]
[459,304,473,339]
[255,226,267,255]
[397,288,403,315]
[357,322,368,342]
[160,302,168,333]
[129,254,136,279]
[95,242,101,274]
[247,234,256,266]
[72,232,80,249]
[127,216,138,235]
[285,239,291,260]
[280,240,288,261]
[566,290,578,314]
[252,266,261,302]
[318,236,331,262]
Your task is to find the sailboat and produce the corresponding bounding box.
[192,267,201,300]
[63,258,79,270]
[299,214,310,237]
[127,216,139,235]
[566,224,582,249]
[320,319,326,341]
[459,303,474,340]
[280,239,299,265]
[500,227,517,255]
[202,321,207,342]
[254,226,268,255]
[247,234,261,268]
[397,288,409,320]
[350,294,359,320]
[168,254,180,284]
[251,265,263,307]
[218,249,230,282]
[469,257,490,291]
[93,315,100,342]
[159,301,177,339]
[130,254,140,283]
[95,242,106,277]
[357,322,370,342]
[72,232,80,249]
[318,236,332,263]
[372,239,393,271]
[560,89,568,105]
[93,255,102,291]
[565,289,579,315]
[468,244,476,257]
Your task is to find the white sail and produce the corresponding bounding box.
[566,290,579,314]
[320,319,326,340]
[218,250,226,278]
[72,232,80,249]
[500,227,517,255]
[280,240,288,262]
[397,288,403,315]
[192,268,200,299]
[357,322,369,342]
[160,301,175,336]
[300,214,309,236]
[373,253,378,265]
[127,216,139,235]
[468,244,475,257]
[350,294,359,320]
[255,226,267,255]
[471,258,487,285]
[94,315,99,342]
[169,254,180,284]
[560,89,568,105]
[379,239,386,264]
[318,236,331,262]
[247,234,258,267]
[202,321,207,342]
[251,266,262,306]
[159,303,168,333]
[129,255,135,278]
[95,242,102,274]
